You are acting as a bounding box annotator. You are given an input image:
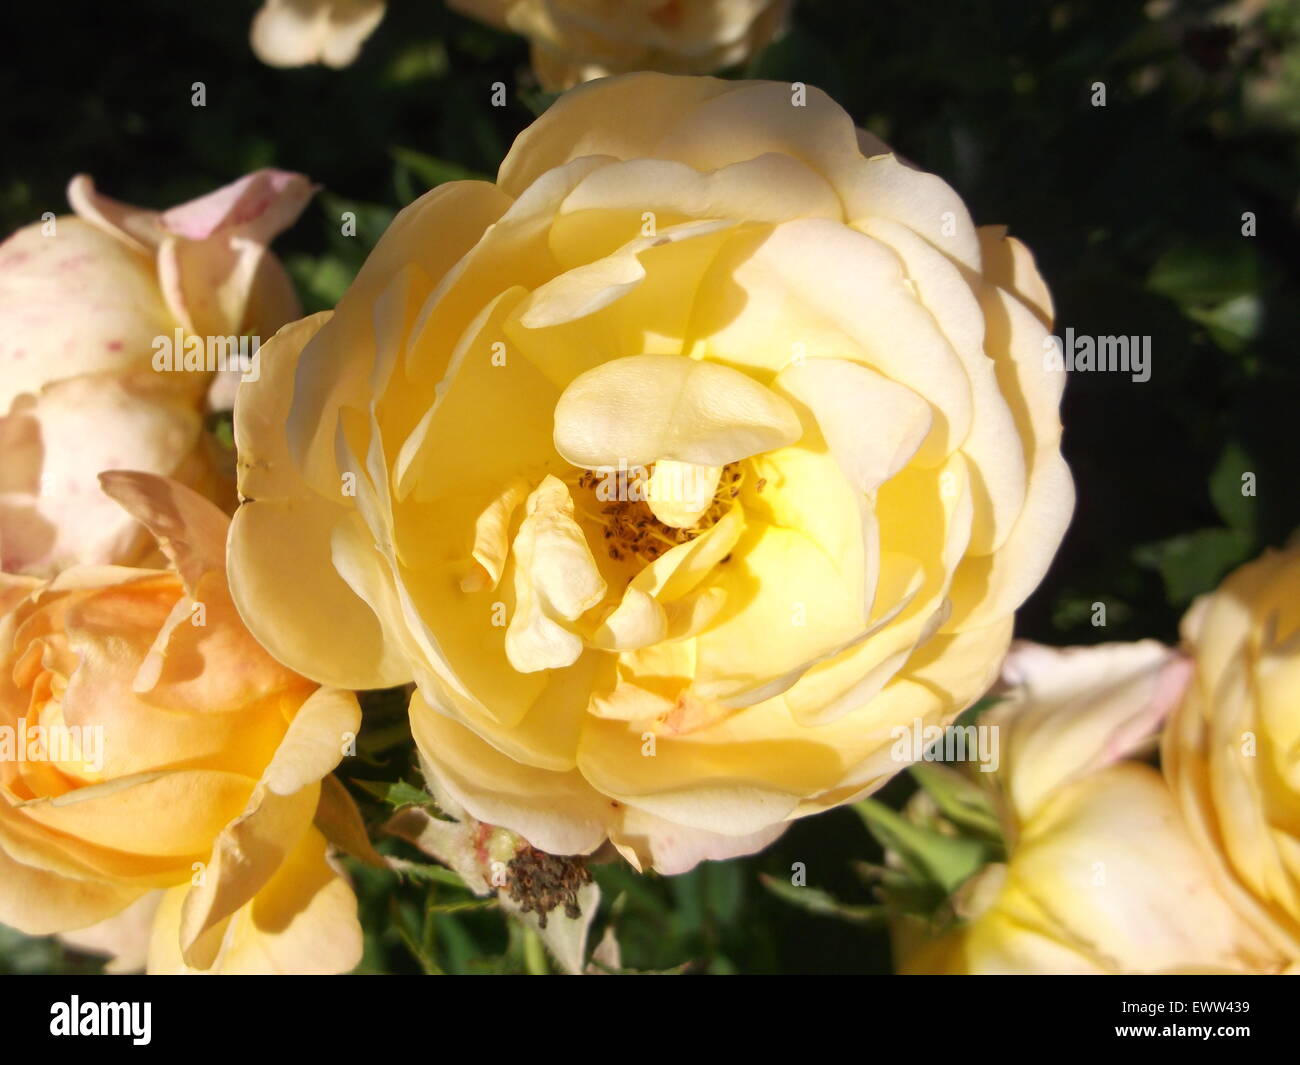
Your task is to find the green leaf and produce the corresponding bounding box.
[518,88,562,117]
[1052,592,1131,632]
[389,858,472,889]
[284,253,355,313]
[317,194,397,252]
[391,895,442,975]
[1147,243,1260,307]
[383,41,449,85]
[436,912,488,974]
[759,874,883,925]
[352,778,433,811]
[1209,441,1259,535]
[1133,526,1254,606]
[424,898,499,915]
[1186,294,1263,353]
[908,763,1005,849]
[355,720,417,760]
[702,860,745,926]
[853,798,988,896]
[0,924,79,974]
[390,146,489,188]
[592,862,671,917]
[852,861,948,919]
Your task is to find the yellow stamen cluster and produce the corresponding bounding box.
[571,462,751,565]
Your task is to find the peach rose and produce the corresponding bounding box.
[0,473,362,974]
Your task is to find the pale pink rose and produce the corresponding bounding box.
[1,171,312,411]
[0,170,311,575]
[67,169,314,343]
[0,218,176,413]
[0,376,232,577]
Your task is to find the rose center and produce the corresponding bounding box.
[568,461,745,565]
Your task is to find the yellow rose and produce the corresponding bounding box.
[894,641,1286,975]
[229,74,1073,874]
[450,0,792,89]
[0,473,363,974]
[1163,545,1300,961]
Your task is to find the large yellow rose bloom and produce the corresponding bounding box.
[0,473,362,974]
[230,74,1073,873]
[1163,545,1300,961]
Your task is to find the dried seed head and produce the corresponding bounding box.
[505,846,593,929]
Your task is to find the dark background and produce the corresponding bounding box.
[1,0,1297,973]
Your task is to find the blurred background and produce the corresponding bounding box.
[2,0,1298,973]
